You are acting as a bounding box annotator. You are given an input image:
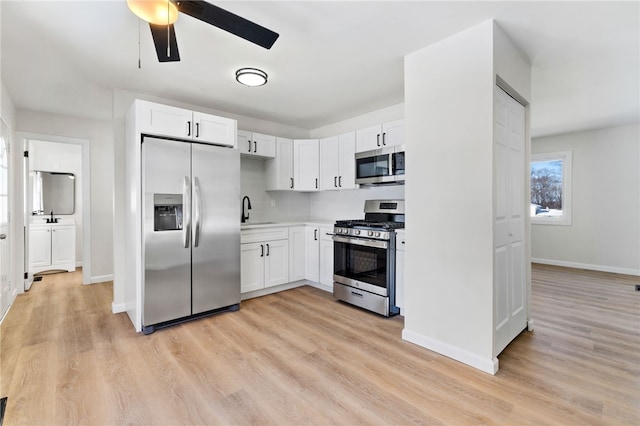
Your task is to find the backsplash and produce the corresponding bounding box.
[241,157,405,223]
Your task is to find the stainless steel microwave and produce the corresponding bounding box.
[355,145,405,185]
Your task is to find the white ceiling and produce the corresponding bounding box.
[2,1,638,137]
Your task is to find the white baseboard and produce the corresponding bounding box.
[76,261,83,268]
[241,281,306,301]
[112,302,127,314]
[305,281,333,293]
[90,274,114,284]
[532,258,640,276]
[402,328,499,375]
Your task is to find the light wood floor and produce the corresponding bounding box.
[1,265,638,425]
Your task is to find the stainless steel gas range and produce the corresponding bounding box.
[332,200,405,316]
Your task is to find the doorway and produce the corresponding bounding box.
[18,133,91,287]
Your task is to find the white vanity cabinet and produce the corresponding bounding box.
[135,100,236,147]
[237,130,276,158]
[356,119,404,152]
[29,223,76,274]
[241,227,289,293]
[395,229,405,312]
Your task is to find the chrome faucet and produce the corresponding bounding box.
[241,196,252,223]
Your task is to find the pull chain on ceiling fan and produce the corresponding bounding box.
[127,0,279,63]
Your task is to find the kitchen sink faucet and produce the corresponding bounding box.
[241,196,252,223]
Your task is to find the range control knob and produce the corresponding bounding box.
[368,230,374,236]
[336,228,342,234]
[375,232,381,237]
[354,230,360,235]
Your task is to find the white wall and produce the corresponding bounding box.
[531,123,640,275]
[403,20,531,374]
[310,103,404,139]
[28,140,83,263]
[16,110,114,281]
[240,157,311,223]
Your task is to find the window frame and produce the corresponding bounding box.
[530,150,572,226]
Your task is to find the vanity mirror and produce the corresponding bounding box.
[32,171,75,215]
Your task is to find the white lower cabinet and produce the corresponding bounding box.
[319,226,334,286]
[288,226,306,282]
[395,230,405,312]
[304,226,320,282]
[241,228,289,293]
[29,224,76,274]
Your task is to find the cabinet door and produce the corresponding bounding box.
[237,130,253,154]
[29,225,51,268]
[338,132,356,189]
[51,225,75,268]
[252,133,276,158]
[265,138,294,190]
[356,124,382,152]
[137,100,191,139]
[264,239,289,288]
[319,226,334,286]
[395,230,405,311]
[382,119,404,148]
[241,243,264,293]
[288,227,306,282]
[293,139,319,191]
[319,136,340,191]
[193,111,236,147]
[304,226,320,282]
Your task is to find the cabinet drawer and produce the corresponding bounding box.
[241,227,288,244]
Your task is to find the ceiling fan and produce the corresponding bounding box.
[127,0,279,62]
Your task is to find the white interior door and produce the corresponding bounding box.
[0,119,12,319]
[494,85,527,355]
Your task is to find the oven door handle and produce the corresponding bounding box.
[332,235,388,249]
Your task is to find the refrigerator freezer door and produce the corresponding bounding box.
[191,143,241,314]
[143,137,192,326]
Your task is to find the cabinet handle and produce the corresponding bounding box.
[187,121,191,136]
[290,178,294,189]
[338,176,342,187]
[376,134,380,147]
[315,178,318,189]
[260,244,264,257]
[334,176,337,187]
[248,140,252,153]
[382,132,386,146]
[253,141,257,153]
[266,243,270,256]
[314,229,318,241]
[195,122,200,138]
[0,234,5,240]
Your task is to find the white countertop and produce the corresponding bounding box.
[241,220,334,230]
[30,217,76,226]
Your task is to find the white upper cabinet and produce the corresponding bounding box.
[319,132,356,190]
[355,119,404,152]
[136,100,236,147]
[293,139,320,192]
[265,137,294,190]
[238,130,276,158]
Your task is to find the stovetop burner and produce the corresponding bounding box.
[335,219,405,230]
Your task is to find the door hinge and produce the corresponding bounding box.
[23,150,29,158]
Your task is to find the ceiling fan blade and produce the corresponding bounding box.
[149,23,181,62]
[177,1,279,49]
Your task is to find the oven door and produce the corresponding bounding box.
[333,235,390,296]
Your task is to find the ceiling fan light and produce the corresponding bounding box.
[235,68,268,87]
[127,0,179,25]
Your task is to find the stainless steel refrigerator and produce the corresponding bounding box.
[142,136,240,334]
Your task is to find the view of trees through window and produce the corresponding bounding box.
[531,159,563,217]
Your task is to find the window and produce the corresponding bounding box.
[530,151,572,225]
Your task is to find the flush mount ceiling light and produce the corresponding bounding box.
[235,68,268,87]
[127,0,179,25]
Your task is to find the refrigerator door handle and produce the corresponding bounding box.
[183,176,191,248]
[193,177,202,247]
